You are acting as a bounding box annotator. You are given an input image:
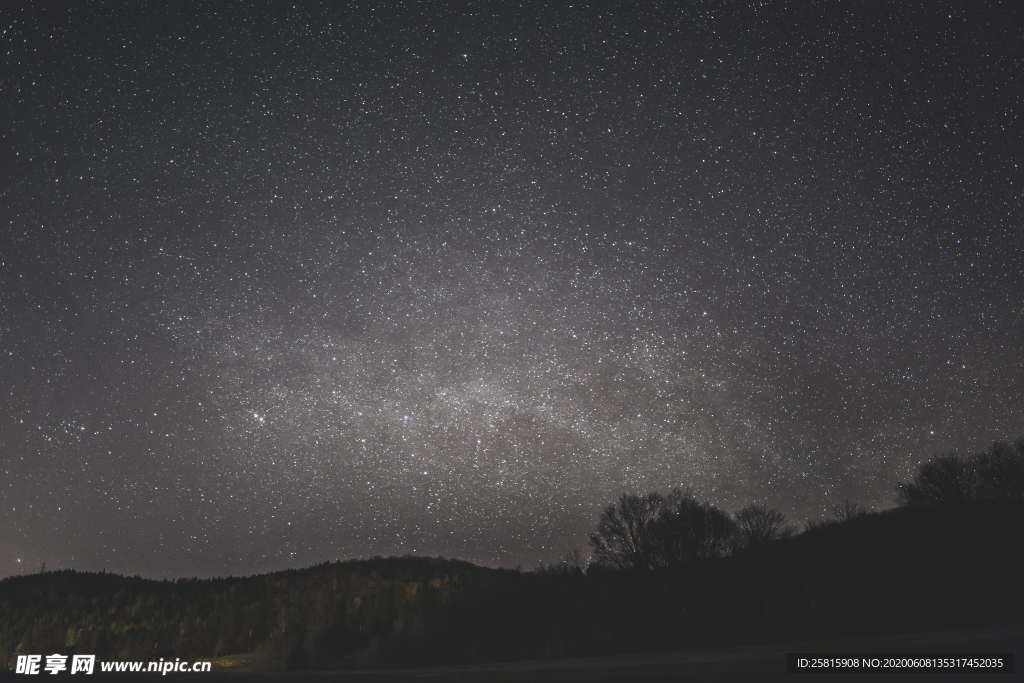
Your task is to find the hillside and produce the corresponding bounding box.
[2,501,1022,672]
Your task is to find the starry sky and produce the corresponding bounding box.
[2,1,1022,579]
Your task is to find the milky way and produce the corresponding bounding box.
[2,2,1022,578]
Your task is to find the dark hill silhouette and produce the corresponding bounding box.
[2,500,1022,672]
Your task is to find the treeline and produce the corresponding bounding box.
[899,438,1024,506]
[585,492,791,573]
[1,439,1021,671]
[578,438,1024,574]
[0,558,542,670]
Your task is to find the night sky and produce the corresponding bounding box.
[2,1,1022,579]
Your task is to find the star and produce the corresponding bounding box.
[1,1,1021,579]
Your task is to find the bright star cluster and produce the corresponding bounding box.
[1,2,1022,578]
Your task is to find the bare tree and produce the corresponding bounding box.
[974,440,1024,501]
[651,490,737,567]
[589,492,665,570]
[591,490,739,570]
[831,501,869,522]
[898,454,976,506]
[898,440,1024,506]
[535,547,588,576]
[803,517,831,532]
[734,504,790,548]
[563,546,588,575]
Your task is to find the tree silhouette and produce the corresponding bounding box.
[651,492,736,566]
[734,504,790,548]
[900,440,1024,506]
[830,501,869,522]
[589,492,665,570]
[589,491,737,570]
[898,454,976,506]
[974,440,1024,501]
[536,547,588,576]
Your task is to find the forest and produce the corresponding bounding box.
[2,439,1021,672]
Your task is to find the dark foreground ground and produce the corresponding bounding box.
[4,624,1019,682]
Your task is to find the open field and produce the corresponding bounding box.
[6,625,1017,682]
